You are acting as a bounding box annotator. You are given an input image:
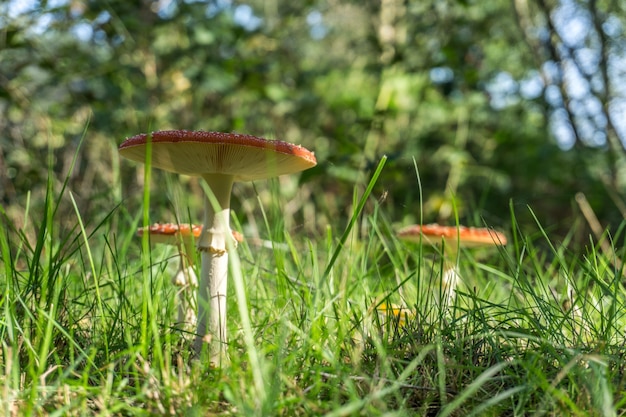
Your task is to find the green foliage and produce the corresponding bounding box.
[1,158,626,415]
[2,0,625,240]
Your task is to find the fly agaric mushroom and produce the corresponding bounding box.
[397,224,507,304]
[120,130,316,365]
[137,223,244,333]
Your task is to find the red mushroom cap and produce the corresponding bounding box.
[397,224,507,248]
[137,223,244,245]
[119,130,317,181]
[137,223,202,245]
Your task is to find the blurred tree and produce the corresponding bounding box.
[1,0,624,242]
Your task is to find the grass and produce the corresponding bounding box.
[1,155,626,416]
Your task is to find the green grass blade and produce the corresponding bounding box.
[323,156,387,279]
[69,192,109,361]
[439,361,511,417]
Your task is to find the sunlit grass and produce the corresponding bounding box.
[1,156,625,416]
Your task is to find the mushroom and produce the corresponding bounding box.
[397,224,507,304]
[137,223,244,334]
[119,130,316,365]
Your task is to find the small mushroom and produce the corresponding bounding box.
[137,223,244,333]
[397,224,507,304]
[119,130,316,365]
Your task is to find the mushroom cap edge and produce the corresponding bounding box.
[119,130,317,181]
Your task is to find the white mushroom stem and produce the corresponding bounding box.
[193,173,235,365]
[440,247,460,307]
[441,263,460,306]
[173,256,198,332]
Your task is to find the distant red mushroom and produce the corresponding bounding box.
[397,224,507,248]
[138,223,244,334]
[120,130,316,365]
[397,224,507,304]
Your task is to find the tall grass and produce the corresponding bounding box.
[1,151,625,416]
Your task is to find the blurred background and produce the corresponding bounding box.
[1,0,625,246]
